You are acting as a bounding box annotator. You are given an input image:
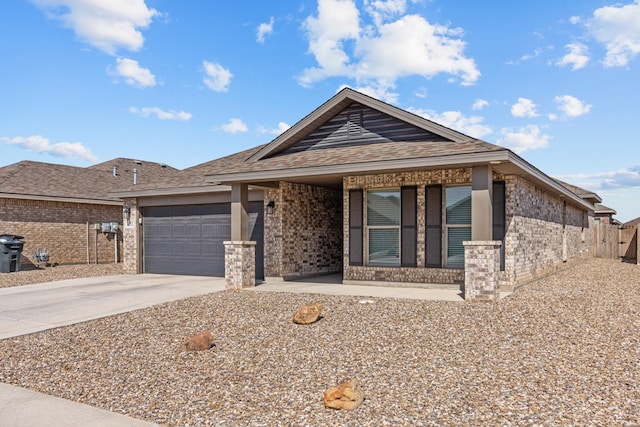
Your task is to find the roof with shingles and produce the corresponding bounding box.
[117,146,266,193]
[0,158,179,202]
[209,139,504,175]
[594,203,616,215]
[108,88,595,212]
[552,178,603,204]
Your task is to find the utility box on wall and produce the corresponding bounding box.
[98,222,119,233]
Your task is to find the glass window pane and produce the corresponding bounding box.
[367,190,400,226]
[446,186,471,225]
[447,227,471,268]
[368,228,399,265]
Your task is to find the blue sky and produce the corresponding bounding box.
[1,0,639,221]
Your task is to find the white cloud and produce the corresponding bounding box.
[409,108,492,139]
[0,135,98,162]
[221,118,248,134]
[111,57,156,87]
[202,61,233,92]
[365,0,411,26]
[299,0,479,98]
[258,122,291,135]
[511,98,538,118]
[556,43,590,70]
[257,17,274,43]
[472,99,489,110]
[559,165,640,189]
[32,0,158,54]
[520,47,543,62]
[129,107,191,121]
[554,95,592,118]
[569,16,582,25]
[587,0,640,67]
[496,125,550,153]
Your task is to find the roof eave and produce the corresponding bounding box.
[206,150,510,183]
[506,153,594,211]
[0,192,121,206]
[109,184,232,199]
[203,150,594,212]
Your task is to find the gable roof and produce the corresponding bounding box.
[0,159,179,204]
[110,87,594,212]
[196,88,592,211]
[247,87,474,162]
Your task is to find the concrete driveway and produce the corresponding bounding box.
[0,274,226,340]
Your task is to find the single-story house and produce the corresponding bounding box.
[112,88,597,301]
[0,158,178,267]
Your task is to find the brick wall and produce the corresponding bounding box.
[264,182,342,280]
[500,176,593,289]
[0,197,122,267]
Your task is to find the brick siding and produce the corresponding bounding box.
[264,182,342,280]
[0,198,122,267]
[500,176,593,290]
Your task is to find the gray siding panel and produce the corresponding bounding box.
[280,103,447,155]
[401,186,417,266]
[143,202,264,278]
[349,189,363,266]
[425,185,443,268]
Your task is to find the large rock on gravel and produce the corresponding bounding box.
[183,330,214,351]
[323,377,365,410]
[292,302,323,324]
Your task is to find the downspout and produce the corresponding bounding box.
[95,228,98,265]
[87,222,90,264]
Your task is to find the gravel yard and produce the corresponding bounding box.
[0,258,639,426]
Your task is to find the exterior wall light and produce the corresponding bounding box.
[267,200,275,215]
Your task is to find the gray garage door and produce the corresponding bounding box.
[143,202,264,278]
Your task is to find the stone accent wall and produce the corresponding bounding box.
[122,198,140,273]
[264,182,342,280]
[343,168,470,285]
[500,176,593,290]
[0,197,122,267]
[224,241,256,289]
[464,241,501,301]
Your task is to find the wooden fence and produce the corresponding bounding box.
[595,223,638,264]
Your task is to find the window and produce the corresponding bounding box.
[367,189,400,265]
[445,185,471,268]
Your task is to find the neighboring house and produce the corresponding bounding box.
[594,203,617,225]
[113,88,598,300]
[624,217,640,227]
[0,158,178,267]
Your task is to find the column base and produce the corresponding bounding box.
[224,241,256,289]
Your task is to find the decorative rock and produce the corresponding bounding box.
[323,377,365,410]
[292,302,323,324]
[183,330,214,351]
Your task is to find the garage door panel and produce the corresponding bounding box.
[143,202,263,278]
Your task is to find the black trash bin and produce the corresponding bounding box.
[0,234,25,273]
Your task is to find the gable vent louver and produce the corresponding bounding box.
[347,112,363,138]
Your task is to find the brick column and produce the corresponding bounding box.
[122,197,140,274]
[463,240,502,301]
[224,241,256,289]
